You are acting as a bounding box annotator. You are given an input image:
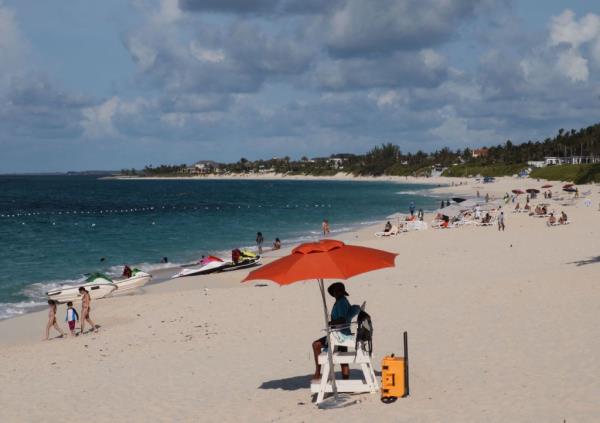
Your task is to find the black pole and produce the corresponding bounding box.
[403,331,410,397]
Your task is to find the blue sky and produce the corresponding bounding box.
[1,0,600,172]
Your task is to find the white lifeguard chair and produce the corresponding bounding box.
[310,319,379,404]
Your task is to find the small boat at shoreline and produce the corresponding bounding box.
[46,279,118,304]
[46,270,152,303]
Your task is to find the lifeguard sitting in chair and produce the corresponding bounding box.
[310,282,378,404]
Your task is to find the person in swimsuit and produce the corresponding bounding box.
[78,287,98,334]
[44,300,66,340]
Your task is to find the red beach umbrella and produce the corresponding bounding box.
[243,239,397,400]
[563,183,574,189]
[541,184,553,189]
[243,239,397,285]
[512,189,525,195]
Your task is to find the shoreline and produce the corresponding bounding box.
[0,179,451,323]
[104,172,472,186]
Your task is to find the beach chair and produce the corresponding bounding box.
[310,311,379,404]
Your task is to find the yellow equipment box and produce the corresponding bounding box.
[381,331,409,403]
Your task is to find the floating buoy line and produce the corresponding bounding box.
[0,203,334,223]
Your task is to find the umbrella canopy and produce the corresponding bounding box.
[526,188,540,193]
[243,239,397,285]
[452,197,466,203]
[563,183,574,189]
[512,189,525,195]
[541,184,553,188]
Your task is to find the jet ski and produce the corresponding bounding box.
[111,267,152,295]
[172,255,232,278]
[222,249,261,272]
[46,272,118,304]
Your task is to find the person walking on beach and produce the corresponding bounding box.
[79,287,98,334]
[417,209,424,221]
[65,301,79,336]
[409,201,416,217]
[498,211,505,231]
[256,232,264,254]
[322,219,330,236]
[44,300,66,340]
[485,193,490,203]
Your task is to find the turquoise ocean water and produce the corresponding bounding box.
[0,176,440,319]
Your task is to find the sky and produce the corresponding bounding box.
[1,0,600,172]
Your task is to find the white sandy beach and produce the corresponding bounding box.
[1,176,599,422]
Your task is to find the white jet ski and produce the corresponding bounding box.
[111,269,152,296]
[47,273,118,304]
[172,256,232,278]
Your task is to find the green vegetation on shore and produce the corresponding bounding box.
[530,164,600,184]
[123,122,600,182]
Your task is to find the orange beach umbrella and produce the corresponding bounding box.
[243,239,397,400]
[243,239,397,285]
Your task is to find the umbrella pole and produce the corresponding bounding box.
[318,278,338,399]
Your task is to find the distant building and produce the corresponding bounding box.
[527,160,546,168]
[326,158,344,169]
[543,156,600,166]
[185,160,222,174]
[471,148,488,158]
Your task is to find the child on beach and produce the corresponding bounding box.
[65,301,79,336]
[44,300,66,340]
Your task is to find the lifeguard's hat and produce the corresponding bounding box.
[328,282,349,297]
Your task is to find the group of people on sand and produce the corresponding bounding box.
[45,287,98,340]
[547,211,568,226]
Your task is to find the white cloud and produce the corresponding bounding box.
[82,97,120,138]
[429,106,499,146]
[556,48,589,82]
[0,3,29,81]
[190,41,225,63]
[420,49,445,70]
[549,10,600,48]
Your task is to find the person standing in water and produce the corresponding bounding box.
[79,287,98,334]
[322,219,330,236]
[44,300,66,340]
[256,232,264,254]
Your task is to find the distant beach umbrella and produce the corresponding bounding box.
[526,188,540,194]
[511,189,525,195]
[562,183,574,189]
[541,184,553,188]
[452,197,466,203]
